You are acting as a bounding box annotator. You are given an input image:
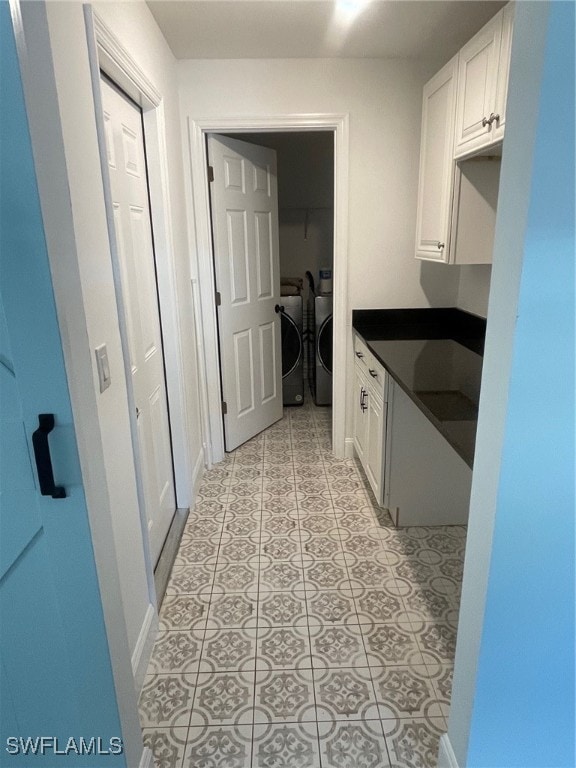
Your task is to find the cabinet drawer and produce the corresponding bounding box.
[364,360,385,399]
[353,336,370,372]
[354,335,386,399]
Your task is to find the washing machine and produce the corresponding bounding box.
[313,295,333,405]
[279,295,304,406]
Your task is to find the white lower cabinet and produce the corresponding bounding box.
[365,389,385,499]
[352,334,472,526]
[385,381,472,527]
[353,340,387,504]
[353,368,369,466]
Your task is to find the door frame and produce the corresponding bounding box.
[85,8,193,514]
[188,114,349,464]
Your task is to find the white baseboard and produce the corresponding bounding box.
[139,746,155,768]
[437,733,460,768]
[192,446,205,499]
[344,437,356,459]
[132,603,158,694]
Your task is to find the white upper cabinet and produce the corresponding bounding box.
[493,2,515,144]
[415,3,513,264]
[454,5,514,157]
[415,56,458,263]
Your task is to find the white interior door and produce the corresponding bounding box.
[208,134,282,451]
[101,78,175,565]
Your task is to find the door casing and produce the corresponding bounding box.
[187,115,350,464]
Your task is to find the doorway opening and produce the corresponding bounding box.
[209,131,335,452]
[188,114,349,467]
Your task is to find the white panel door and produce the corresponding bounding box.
[208,134,282,451]
[101,78,175,565]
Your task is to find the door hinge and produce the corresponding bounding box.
[208,164,214,183]
[222,401,228,415]
[215,291,221,307]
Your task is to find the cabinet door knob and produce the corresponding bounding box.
[437,241,445,250]
[355,351,364,358]
[369,369,378,378]
[482,115,490,127]
[488,112,500,125]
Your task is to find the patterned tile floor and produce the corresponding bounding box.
[140,401,465,768]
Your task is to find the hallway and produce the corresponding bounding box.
[139,401,464,767]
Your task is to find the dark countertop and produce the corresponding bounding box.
[353,307,486,355]
[352,309,486,468]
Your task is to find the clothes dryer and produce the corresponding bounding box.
[279,295,304,406]
[313,295,333,405]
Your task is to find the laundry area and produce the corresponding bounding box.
[226,131,335,411]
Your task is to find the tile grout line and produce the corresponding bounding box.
[292,405,326,767]
[249,427,267,765]
[182,448,236,753]
[323,430,394,765]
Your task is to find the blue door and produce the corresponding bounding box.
[0,5,127,765]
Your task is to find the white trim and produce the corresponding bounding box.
[86,8,192,512]
[131,604,158,695]
[344,437,356,459]
[191,445,206,500]
[437,734,460,768]
[143,101,193,507]
[92,11,160,109]
[139,746,155,768]
[191,277,213,468]
[187,114,350,462]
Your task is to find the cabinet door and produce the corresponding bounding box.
[365,389,386,504]
[353,368,369,465]
[415,56,458,263]
[454,10,503,157]
[492,2,514,143]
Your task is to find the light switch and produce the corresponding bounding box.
[95,344,111,393]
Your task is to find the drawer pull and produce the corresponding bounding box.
[369,369,378,378]
[355,351,364,358]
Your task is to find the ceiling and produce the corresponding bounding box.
[146,0,505,62]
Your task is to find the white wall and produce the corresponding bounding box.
[178,58,460,312]
[456,265,492,317]
[279,208,334,286]
[276,132,334,289]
